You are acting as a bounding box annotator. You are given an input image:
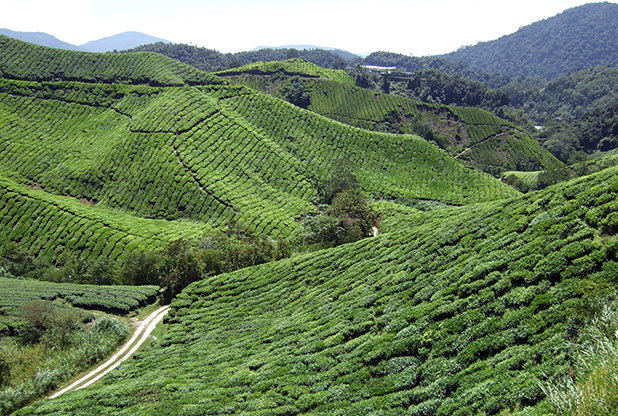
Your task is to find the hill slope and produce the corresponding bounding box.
[0,37,518,265]
[0,35,222,86]
[16,166,618,415]
[442,2,618,80]
[216,59,562,176]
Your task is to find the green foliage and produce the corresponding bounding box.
[17,166,618,416]
[330,189,377,238]
[128,43,356,73]
[0,314,129,416]
[214,58,356,85]
[542,301,618,415]
[0,174,210,267]
[442,3,618,80]
[282,77,311,108]
[536,165,573,189]
[403,68,509,111]
[318,159,360,204]
[298,189,377,247]
[217,62,560,177]
[0,35,224,86]
[0,277,158,333]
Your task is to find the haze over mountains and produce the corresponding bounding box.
[0,29,170,52]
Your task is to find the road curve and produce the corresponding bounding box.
[50,305,170,399]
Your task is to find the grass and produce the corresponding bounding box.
[541,300,618,415]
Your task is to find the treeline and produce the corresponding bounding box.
[0,226,290,301]
[125,42,354,73]
[390,68,509,112]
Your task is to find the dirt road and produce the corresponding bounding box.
[49,305,170,399]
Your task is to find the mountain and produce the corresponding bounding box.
[127,42,355,72]
[80,31,171,53]
[0,28,82,51]
[0,29,170,53]
[2,24,618,416]
[441,2,618,80]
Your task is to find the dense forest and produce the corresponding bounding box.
[442,2,618,80]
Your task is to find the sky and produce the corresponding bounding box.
[0,0,613,56]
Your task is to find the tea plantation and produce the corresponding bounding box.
[216,59,562,176]
[0,37,519,267]
[15,166,618,415]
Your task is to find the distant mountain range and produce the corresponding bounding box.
[0,29,170,52]
[2,2,617,81]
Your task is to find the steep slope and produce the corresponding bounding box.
[17,166,618,415]
[216,59,561,176]
[442,2,618,80]
[0,174,209,262]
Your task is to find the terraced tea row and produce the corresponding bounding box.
[215,60,561,175]
[21,166,618,415]
[0,35,224,86]
[206,84,519,205]
[0,175,209,263]
[0,74,519,251]
[215,58,356,84]
[0,80,313,235]
[0,277,158,328]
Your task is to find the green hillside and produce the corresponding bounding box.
[0,278,159,334]
[441,3,618,80]
[216,59,561,176]
[0,174,209,263]
[16,166,618,415]
[126,42,354,73]
[0,35,223,86]
[215,58,356,84]
[0,39,521,266]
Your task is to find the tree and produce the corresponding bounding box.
[286,48,300,59]
[159,239,202,302]
[119,251,161,286]
[283,77,311,109]
[298,189,378,247]
[330,189,377,238]
[318,159,360,204]
[0,242,35,277]
[536,165,572,189]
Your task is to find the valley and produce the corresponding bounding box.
[1,3,618,414]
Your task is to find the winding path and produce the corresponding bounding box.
[50,305,170,399]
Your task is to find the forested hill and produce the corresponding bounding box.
[125,42,351,72]
[441,2,618,80]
